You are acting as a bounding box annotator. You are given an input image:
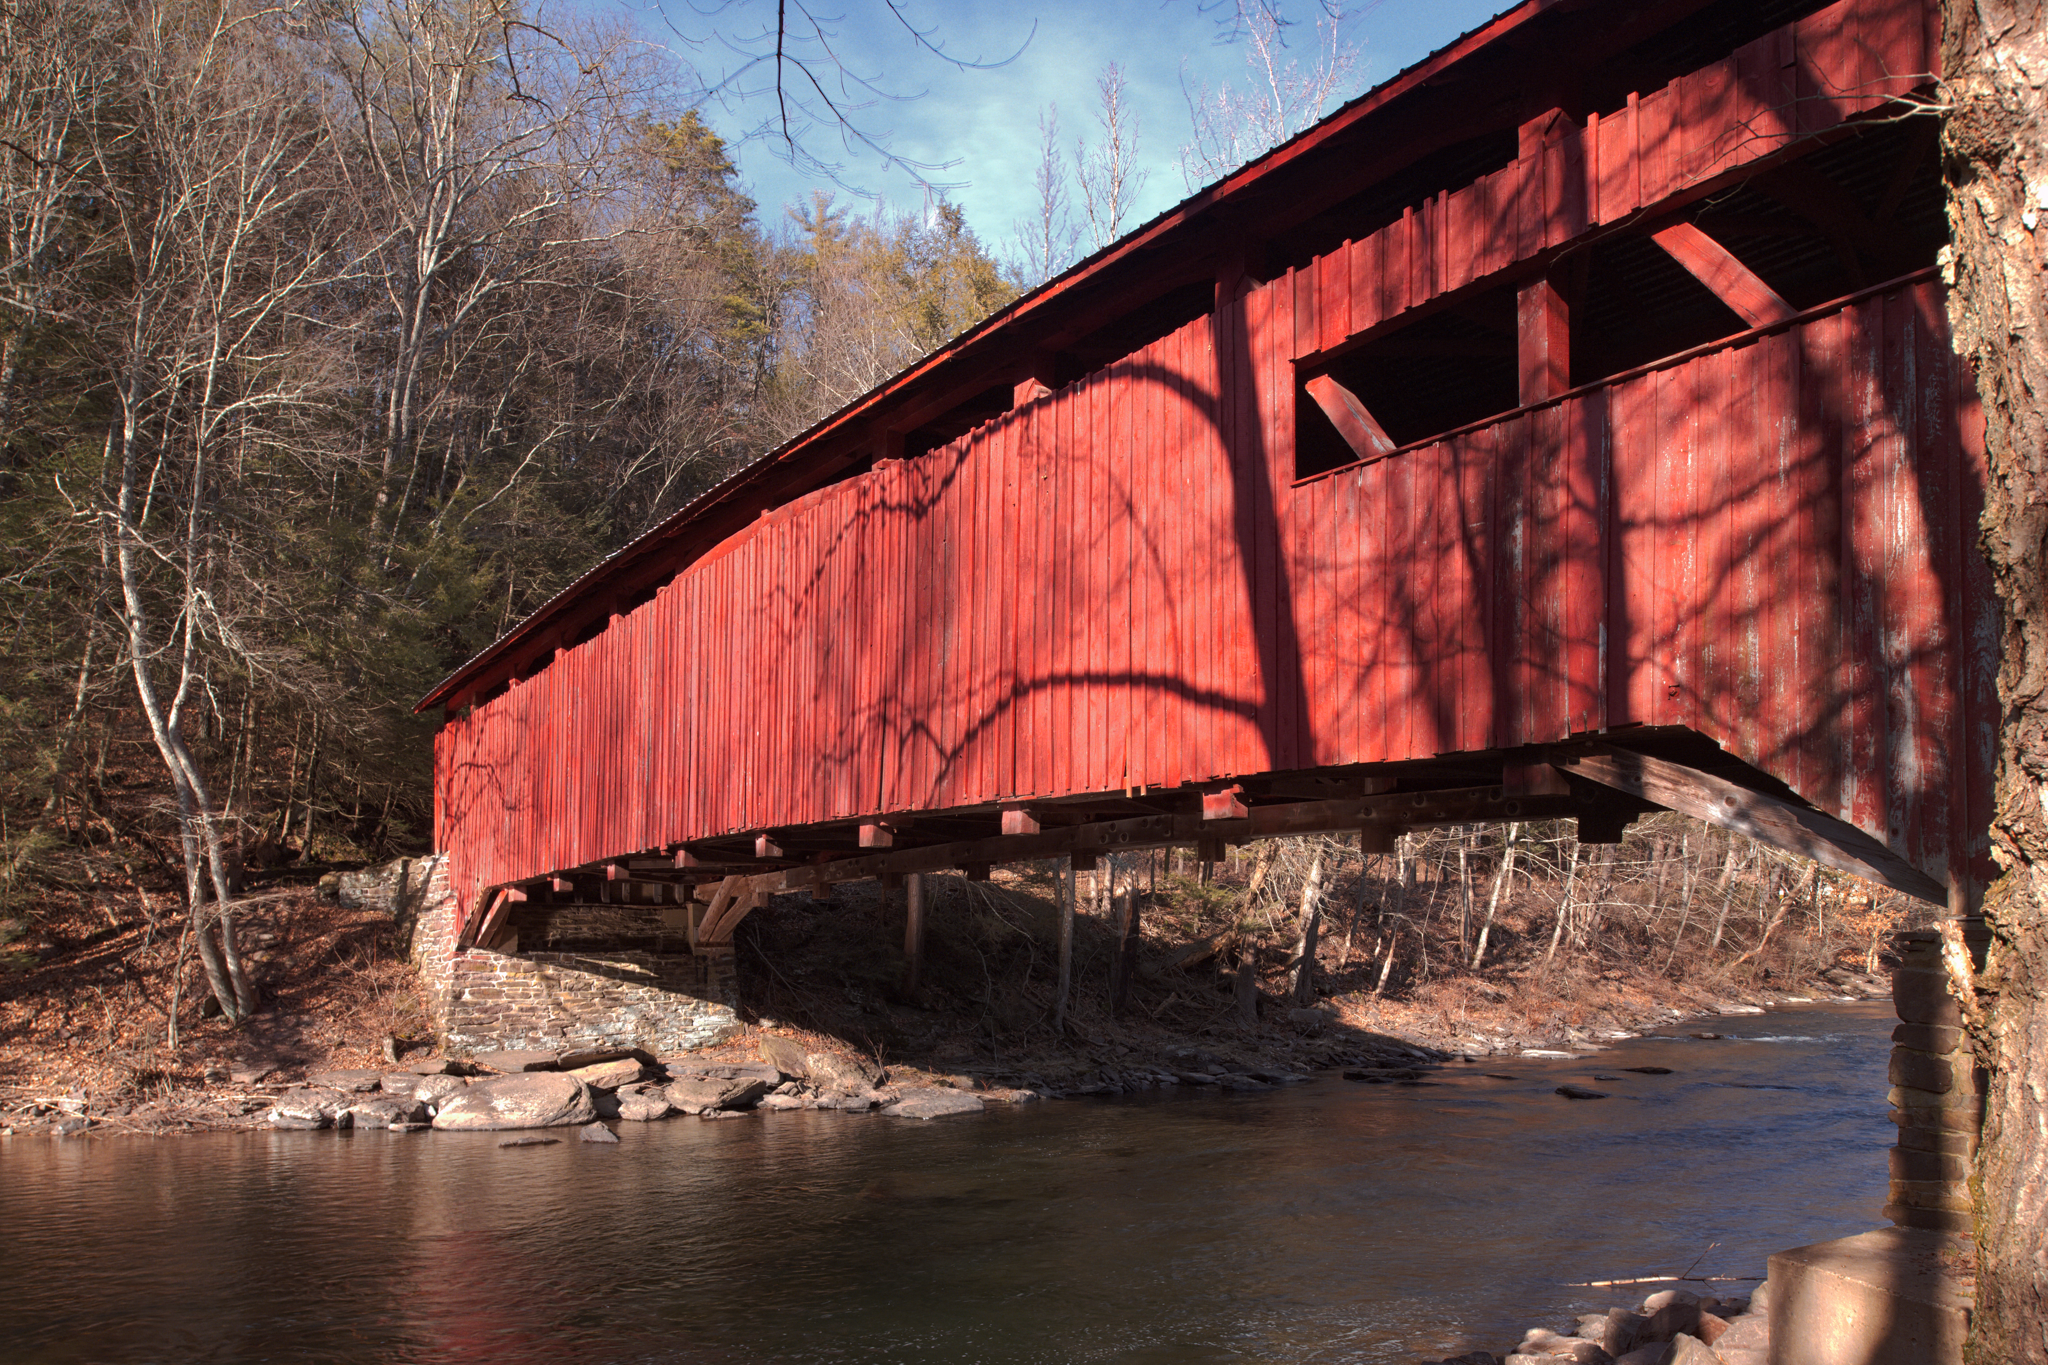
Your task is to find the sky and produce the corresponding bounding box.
[631,0,1509,260]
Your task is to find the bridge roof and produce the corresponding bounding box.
[418,0,1746,714]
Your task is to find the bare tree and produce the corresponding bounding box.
[320,0,668,549]
[1179,5,1361,191]
[70,0,366,1018]
[1076,64,1148,251]
[1010,103,1079,286]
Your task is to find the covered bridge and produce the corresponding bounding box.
[420,0,1991,964]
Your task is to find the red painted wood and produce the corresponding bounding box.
[430,0,1977,926]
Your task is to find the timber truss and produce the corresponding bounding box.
[460,729,1945,953]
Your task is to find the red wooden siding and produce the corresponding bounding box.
[433,0,1983,923]
[1282,0,1932,369]
[438,275,1988,915]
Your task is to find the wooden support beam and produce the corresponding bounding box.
[1562,748,1947,903]
[1505,761,1572,797]
[1012,376,1052,407]
[1516,275,1571,405]
[963,864,992,881]
[1070,851,1100,872]
[1000,803,1042,836]
[1110,889,1142,1018]
[859,822,895,849]
[464,887,517,951]
[1359,824,1397,855]
[605,863,626,882]
[740,787,1563,897]
[1202,785,1250,821]
[692,874,747,947]
[755,834,784,859]
[1650,222,1797,328]
[549,877,572,893]
[1303,374,1399,463]
[902,873,926,995]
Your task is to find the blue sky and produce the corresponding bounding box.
[632,0,1509,258]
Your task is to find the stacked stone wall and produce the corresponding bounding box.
[1886,930,1984,1233]
[396,859,740,1057]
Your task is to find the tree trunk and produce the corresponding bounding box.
[1942,3,2048,1357]
[1471,822,1521,969]
[1546,841,1582,964]
[1457,830,1473,948]
[1290,848,1325,1003]
[1708,843,1745,952]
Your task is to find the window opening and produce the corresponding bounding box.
[1295,284,1518,478]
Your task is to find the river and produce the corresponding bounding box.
[0,1001,1893,1364]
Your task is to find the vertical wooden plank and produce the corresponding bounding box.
[1795,0,1850,137]
[1037,395,1063,799]
[1734,28,1796,155]
[1690,346,1726,751]
[1791,308,1847,818]
[1843,293,1888,839]
[1596,101,1633,225]
[1131,345,1159,791]
[1546,120,1588,248]
[1270,278,1305,769]
[1293,262,1318,361]
[1421,440,1454,755]
[1107,357,1134,788]
[856,474,882,817]
[1637,84,1677,205]
[1380,446,1414,759]
[1170,325,1200,785]
[1162,327,1189,787]
[1888,285,1945,869]
[1320,241,1350,354]
[1742,331,1789,790]
[1351,230,1381,338]
[1562,389,1608,736]
[1536,402,1571,741]
[1386,208,1414,319]
[1014,408,1039,798]
[1188,325,1216,781]
[908,453,934,807]
[1044,390,1069,800]
[1073,376,1089,802]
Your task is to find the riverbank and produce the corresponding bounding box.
[1,832,1904,1138]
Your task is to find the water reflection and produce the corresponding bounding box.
[0,1004,1893,1364]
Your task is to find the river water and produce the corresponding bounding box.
[1,1002,1893,1364]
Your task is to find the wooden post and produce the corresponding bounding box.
[1055,860,1075,1034]
[1517,274,1571,404]
[1110,888,1142,1017]
[902,872,926,995]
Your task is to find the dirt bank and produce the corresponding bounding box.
[2,823,1906,1138]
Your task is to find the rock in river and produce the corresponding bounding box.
[566,1057,647,1091]
[430,1073,595,1132]
[881,1088,985,1119]
[1555,1085,1609,1100]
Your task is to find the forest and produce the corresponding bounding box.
[0,0,1020,979]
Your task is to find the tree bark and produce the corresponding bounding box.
[1471,822,1520,969]
[1942,2,2048,1357]
[1290,848,1325,1003]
